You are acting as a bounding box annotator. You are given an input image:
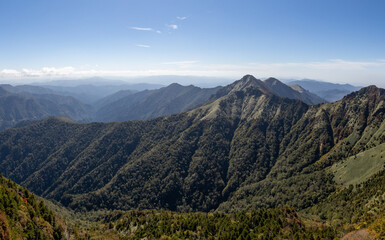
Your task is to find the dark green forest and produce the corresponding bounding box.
[101,208,336,239]
[0,174,65,239]
[1,76,385,238]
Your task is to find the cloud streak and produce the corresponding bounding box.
[177,16,187,20]
[167,24,178,30]
[131,27,161,34]
[136,44,151,48]
[131,27,153,31]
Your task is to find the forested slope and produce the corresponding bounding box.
[0,174,65,239]
[0,75,385,217]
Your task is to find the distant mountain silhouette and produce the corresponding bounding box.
[0,86,91,129]
[287,79,361,102]
[264,77,325,105]
[94,83,222,121]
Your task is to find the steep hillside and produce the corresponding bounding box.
[0,76,384,217]
[94,83,221,122]
[0,87,91,129]
[0,174,65,239]
[304,167,385,237]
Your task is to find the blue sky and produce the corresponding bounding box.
[1,0,385,86]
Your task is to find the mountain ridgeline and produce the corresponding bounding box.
[0,75,384,218]
[287,79,361,102]
[0,86,91,130]
[93,83,222,122]
[0,77,327,129]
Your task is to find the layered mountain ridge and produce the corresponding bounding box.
[0,86,91,129]
[206,75,325,106]
[0,76,327,130]
[287,79,361,102]
[94,83,222,122]
[0,75,383,216]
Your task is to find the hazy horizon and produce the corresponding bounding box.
[1,0,385,87]
[0,75,366,89]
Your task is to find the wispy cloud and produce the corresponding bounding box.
[21,67,76,77]
[136,44,151,48]
[167,24,178,30]
[1,69,20,76]
[131,27,161,34]
[131,27,153,31]
[177,16,187,20]
[0,67,77,79]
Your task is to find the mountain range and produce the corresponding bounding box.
[0,75,383,216]
[287,79,361,102]
[0,76,330,129]
[0,86,91,129]
[93,83,222,121]
[1,75,385,238]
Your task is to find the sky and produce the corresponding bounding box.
[1,0,385,86]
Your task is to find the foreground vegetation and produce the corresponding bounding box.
[53,208,337,240]
[304,168,385,235]
[0,174,65,239]
[102,208,337,239]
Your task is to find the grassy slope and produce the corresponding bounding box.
[331,143,385,187]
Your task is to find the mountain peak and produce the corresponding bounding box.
[231,75,272,94]
[349,85,381,96]
[264,77,281,85]
[264,77,291,91]
[340,85,385,105]
[240,74,258,81]
[209,75,326,106]
[289,84,307,93]
[239,74,262,85]
[168,83,183,88]
[361,85,379,93]
[263,77,325,105]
